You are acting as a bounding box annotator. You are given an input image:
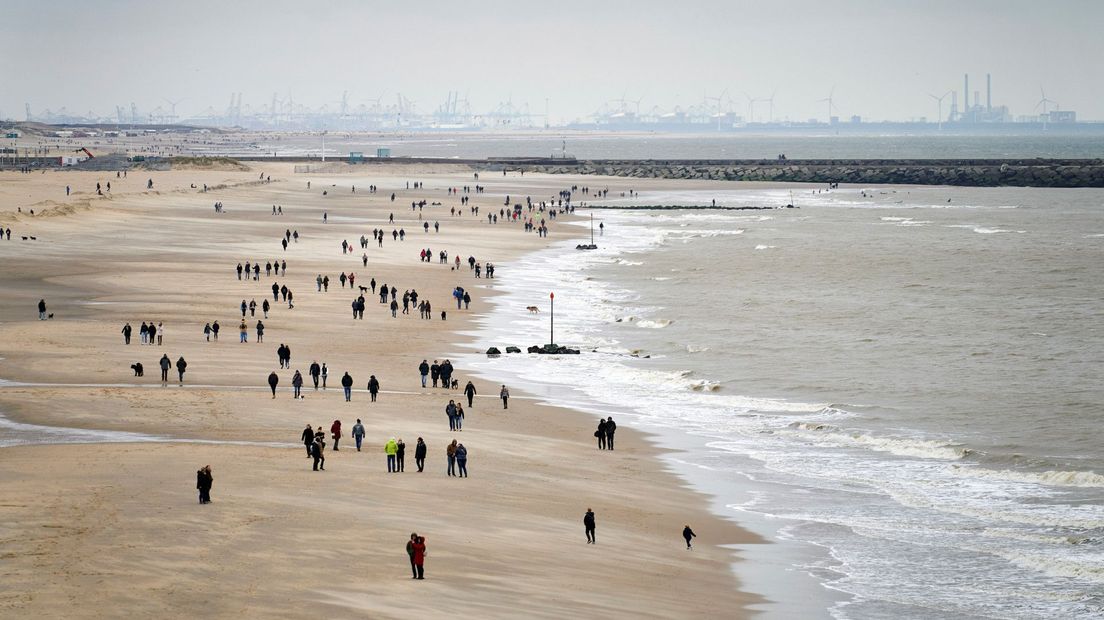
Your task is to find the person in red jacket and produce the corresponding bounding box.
[330,420,342,451]
[410,535,427,579]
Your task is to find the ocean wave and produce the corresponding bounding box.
[955,466,1104,488]
[782,426,969,460]
[997,550,1104,583]
[615,258,643,266]
[690,380,722,392]
[754,245,777,250]
[686,344,710,353]
[946,224,1026,234]
[636,319,673,329]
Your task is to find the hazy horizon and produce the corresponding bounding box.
[4,0,1104,123]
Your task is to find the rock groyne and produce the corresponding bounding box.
[527,159,1104,188]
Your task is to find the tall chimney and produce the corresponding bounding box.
[964,74,970,112]
[986,73,992,114]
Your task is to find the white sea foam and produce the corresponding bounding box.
[754,244,777,250]
[635,319,673,329]
[955,466,1104,488]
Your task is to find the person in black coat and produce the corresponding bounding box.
[309,361,321,390]
[414,437,427,472]
[683,525,697,550]
[301,424,314,456]
[176,356,187,384]
[196,465,213,504]
[121,322,132,344]
[596,419,608,450]
[311,438,325,471]
[367,375,380,402]
[159,354,171,383]
[396,438,406,472]
[463,381,477,407]
[341,372,354,401]
[604,417,616,450]
[419,359,430,388]
[268,371,279,398]
[584,508,596,544]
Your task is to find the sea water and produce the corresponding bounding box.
[457,184,1104,618]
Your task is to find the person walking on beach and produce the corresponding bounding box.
[455,443,468,477]
[415,437,427,472]
[385,437,398,472]
[212,321,220,341]
[396,438,406,472]
[196,465,213,504]
[500,385,510,409]
[239,320,248,343]
[410,535,426,579]
[204,323,212,342]
[446,439,458,476]
[268,371,279,398]
[341,371,353,401]
[321,363,328,389]
[430,361,440,388]
[159,354,171,384]
[406,533,420,578]
[683,525,697,550]
[584,508,596,544]
[176,356,187,384]
[419,359,429,388]
[311,437,325,471]
[157,322,164,346]
[309,361,321,390]
[596,419,608,450]
[148,322,157,346]
[256,320,264,343]
[122,322,132,345]
[367,375,380,402]
[446,400,459,431]
[463,381,476,407]
[140,322,149,344]
[302,424,314,456]
[331,420,342,451]
[605,417,616,450]
[38,299,49,319]
[292,370,304,399]
[352,418,365,451]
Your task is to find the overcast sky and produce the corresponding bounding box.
[4,0,1103,123]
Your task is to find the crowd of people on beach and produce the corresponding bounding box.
[23,170,712,584]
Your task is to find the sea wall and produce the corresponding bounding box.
[527,159,1104,188]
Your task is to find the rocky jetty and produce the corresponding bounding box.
[527,344,580,355]
[527,158,1104,188]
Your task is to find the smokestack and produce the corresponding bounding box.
[986,73,992,114]
[964,74,970,112]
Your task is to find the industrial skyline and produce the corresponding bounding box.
[13,70,1086,130]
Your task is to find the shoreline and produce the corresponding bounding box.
[0,165,762,618]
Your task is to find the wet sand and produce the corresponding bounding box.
[0,163,761,618]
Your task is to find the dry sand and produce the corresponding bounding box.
[0,163,762,618]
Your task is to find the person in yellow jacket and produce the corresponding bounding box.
[385,437,399,473]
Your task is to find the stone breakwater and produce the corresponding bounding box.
[526,159,1104,188]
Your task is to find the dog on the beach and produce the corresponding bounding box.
[47,313,53,319]
[131,362,144,377]
[359,286,368,293]
[450,378,459,390]
[527,306,540,314]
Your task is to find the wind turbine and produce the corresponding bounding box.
[765,89,777,123]
[816,87,838,124]
[163,98,186,124]
[744,93,758,123]
[928,91,951,131]
[1035,87,1058,130]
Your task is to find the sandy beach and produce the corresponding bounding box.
[0,163,761,618]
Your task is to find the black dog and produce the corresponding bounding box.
[450,378,459,390]
[131,363,144,377]
[359,285,368,293]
